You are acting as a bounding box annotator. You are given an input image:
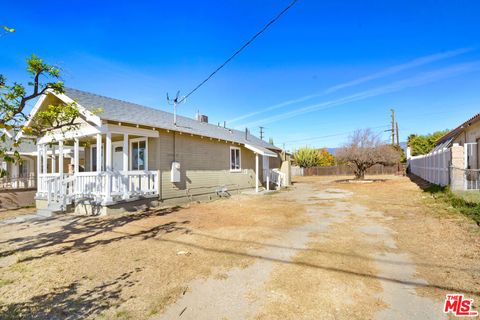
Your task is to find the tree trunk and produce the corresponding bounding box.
[354,167,365,180]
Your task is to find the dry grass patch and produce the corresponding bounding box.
[327,175,480,304]
[0,191,306,319]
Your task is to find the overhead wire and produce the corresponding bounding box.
[177,0,299,103]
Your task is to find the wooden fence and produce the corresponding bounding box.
[294,164,403,176]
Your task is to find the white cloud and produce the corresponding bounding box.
[227,47,474,124]
[238,61,480,128]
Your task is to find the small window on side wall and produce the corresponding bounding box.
[230,147,241,171]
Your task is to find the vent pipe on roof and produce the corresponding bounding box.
[223,121,226,128]
[245,128,249,140]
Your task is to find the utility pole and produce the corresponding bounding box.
[259,126,265,140]
[396,122,400,146]
[390,109,395,145]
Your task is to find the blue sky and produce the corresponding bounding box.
[1,0,479,150]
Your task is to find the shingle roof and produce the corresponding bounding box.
[436,113,480,147]
[64,88,280,151]
[1,134,36,154]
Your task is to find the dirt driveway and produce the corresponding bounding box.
[0,176,479,319]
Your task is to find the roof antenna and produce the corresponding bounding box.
[167,91,186,126]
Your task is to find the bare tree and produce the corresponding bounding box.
[336,129,400,179]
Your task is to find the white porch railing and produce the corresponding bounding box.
[38,170,159,206]
[268,168,286,189]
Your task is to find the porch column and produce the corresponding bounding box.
[74,138,79,174]
[106,132,112,170]
[105,132,112,203]
[122,133,129,200]
[36,143,42,193]
[12,162,19,189]
[96,133,102,173]
[255,153,259,193]
[123,133,129,171]
[58,140,64,176]
[51,145,56,173]
[42,144,48,174]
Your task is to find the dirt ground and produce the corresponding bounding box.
[0,207,37,222]
[0,175,479,319]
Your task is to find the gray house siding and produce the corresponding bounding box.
[153,132,258,201]
[80,130,271,202]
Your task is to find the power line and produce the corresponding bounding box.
[177,0,299,104]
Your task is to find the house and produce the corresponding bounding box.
[435,113,480,170]
[22,88,289,215]
[1,131,80,190]
[408,113,480,190]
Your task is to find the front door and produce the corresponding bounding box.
[112,142,124,171]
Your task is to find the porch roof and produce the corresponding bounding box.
[63,88,281,152]
[245,144,277,157]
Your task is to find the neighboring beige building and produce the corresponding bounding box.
[22,88,289,215]
[435,113,480,170]
[409,113,480,191]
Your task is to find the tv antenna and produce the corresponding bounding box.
[167,91,186,126]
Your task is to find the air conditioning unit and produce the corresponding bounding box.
[171,161,181,182]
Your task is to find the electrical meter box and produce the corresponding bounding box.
[171,161,181,183]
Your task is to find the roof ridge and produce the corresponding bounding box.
[62,87,279,150]
[64,87,248,135]
[65,87,167,113]
[436,112,480,144]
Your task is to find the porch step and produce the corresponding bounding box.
[36,203,64,217]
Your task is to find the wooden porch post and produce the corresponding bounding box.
[105,132,112,203]
[51,145,56,173]
[74,138,79,174]
[12,162,19,189]
[106,132,112,170]
[255,153,259,193]
[96,133,102,173]
[122,133,129,199]
[42,144,48,174]
[36,143,42,194]
[58,140,64,176]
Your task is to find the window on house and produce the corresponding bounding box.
[230,147,241,171]
[131,139,147,170]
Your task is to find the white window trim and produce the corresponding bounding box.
[230,146,241,172]
[90,144,105,171]
[130,137,148,171]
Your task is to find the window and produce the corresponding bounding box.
[114,146,123,152]
[230,147,241,171]
[131,139,147,170]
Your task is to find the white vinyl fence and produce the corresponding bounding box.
[408,148,451,186]
[464,143,480,190]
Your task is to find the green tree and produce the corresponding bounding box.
[0,54,80,177]
[407,130,449,156]
[293,147,321,168]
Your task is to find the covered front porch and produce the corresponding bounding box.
[36,124,160,211]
